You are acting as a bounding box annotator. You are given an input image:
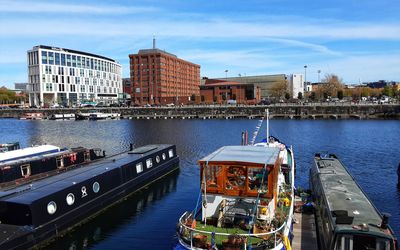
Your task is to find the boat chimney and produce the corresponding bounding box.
[381,213,390,229]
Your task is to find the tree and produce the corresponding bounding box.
[382,86,394,97]
[297,92,303,100]
[321,74,344,97]
[337,90,344,100]
[270,80,288,100]
[191,94,196,102]
[285,92,291,100]
[213,95,218,103]
[232,94,237,100]
[222,93,227,101]
[310,92,316,101]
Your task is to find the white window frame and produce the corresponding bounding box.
[136,162,143,173]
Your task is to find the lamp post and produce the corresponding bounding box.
[304,65,308,85]
[317,70,321,83]
[225,70,228,79]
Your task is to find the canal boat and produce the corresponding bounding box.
[0,142,20,152]
[49,113,76,120]
[19,112,44,120]
[0,144,179,249]
[88,112,121,120]
[176,136,295,249]
[310,153,398,250]
[0,145,105,187]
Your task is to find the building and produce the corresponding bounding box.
[14,83,27,92]
[202,74,286,99]
[27,45,122,107]
[287,74,304,98]
[129,40,200,105]
[200,79,261,104]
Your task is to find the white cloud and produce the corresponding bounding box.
[0,0,158,14]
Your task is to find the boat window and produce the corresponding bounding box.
[47,201,57,215]
[162,153,166,160]
[84,151,90,161]
[20,164,31,177]
[146,158,153,168]
[56,156,64,168]
[168,149,174,158]
[226,166,246,189]
[136,162,143,173]
[93,182,100,193]
[247,167,268,192]
[66,193,75,205]
[156,155,160,163]
[203,165,222,189]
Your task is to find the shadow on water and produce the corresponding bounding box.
[43,169,180,250]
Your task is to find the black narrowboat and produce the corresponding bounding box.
[310,153,398,250]
[0,144,179,249]
[0,146,105,187]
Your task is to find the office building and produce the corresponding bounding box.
[27,45,122,107]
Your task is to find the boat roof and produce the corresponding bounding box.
[0,144,173,204]
[0,145,60,163]
[199,146,280,165]
[315,156,392,236]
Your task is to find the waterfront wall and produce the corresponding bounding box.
[0,104,399,120]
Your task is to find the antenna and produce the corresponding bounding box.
[153,36,156,49]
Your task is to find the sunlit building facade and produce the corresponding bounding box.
[27,45,122,107]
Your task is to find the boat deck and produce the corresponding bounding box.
[292,209,318,250]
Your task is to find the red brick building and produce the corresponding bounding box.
[200,79,261,104]
[129,43,200,105]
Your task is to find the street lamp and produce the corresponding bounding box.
[317,70,321,83]
[225,70,228,79]
[304,65,308,85]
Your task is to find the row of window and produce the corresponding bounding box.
[46,149,175,215]
[40,50,121,74]
[42,65,120,81]
[44,83,118,94]
[41,74,120,88]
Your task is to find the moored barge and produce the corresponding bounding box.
[310,153,398,250]
[0,144,179,249]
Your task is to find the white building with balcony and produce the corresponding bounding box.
[288,74,304,99]
[27,45,122,107]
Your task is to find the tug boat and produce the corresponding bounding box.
[310,153,398,250]
[176,115,295,249]
[0,145,105,187]
[0,144,179,249]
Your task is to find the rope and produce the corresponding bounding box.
[192,187,202,216]
[250,118,264,145]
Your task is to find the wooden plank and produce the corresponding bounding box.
[292,212,318,250]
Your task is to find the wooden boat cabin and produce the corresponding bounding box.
[310,153,398,250]
[0,146,104,186]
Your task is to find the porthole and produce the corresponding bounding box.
[47,201,57,215]
[162,153,166,160]
[66,193,75,206]
[93,182,100,193]
[156,155,160,163]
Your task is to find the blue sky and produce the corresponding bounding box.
[1,0,400,88]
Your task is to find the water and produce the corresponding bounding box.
[0,119,399,249]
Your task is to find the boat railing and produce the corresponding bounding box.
[177,211,288,248]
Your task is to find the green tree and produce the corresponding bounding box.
[285,92,291,100]
[222,93,227,101]
[310,92,316,101]
[382,86,394,97]
[213,95,218,103]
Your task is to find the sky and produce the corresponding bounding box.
[1,0,400,88]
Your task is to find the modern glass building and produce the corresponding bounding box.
[27,45,122,107]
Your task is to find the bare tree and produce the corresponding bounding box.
[270,80,288,100]
[321,74,344,98]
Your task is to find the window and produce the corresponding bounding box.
[168,149,174,158]
[136,162,143,173]
[55,53,60,65]
[72,55,76,67]
[84,151,90,161]
[156,155,160,163]
[162,153,166,160]
[92,182,100,193]
[66,54,71,66]
[48,52,54,64]
[61,53,66,66]
[146,158,153,168]
[20,164,31,177]
[41,51,47,64]
[77,56,81,68]
[47,201,57,215]
[66,193,75,205]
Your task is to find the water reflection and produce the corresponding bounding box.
[44,169,179,250]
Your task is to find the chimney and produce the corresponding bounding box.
[381,213,390,229]
[153,36,156,49]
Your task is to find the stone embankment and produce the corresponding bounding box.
[0,104,399,120]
